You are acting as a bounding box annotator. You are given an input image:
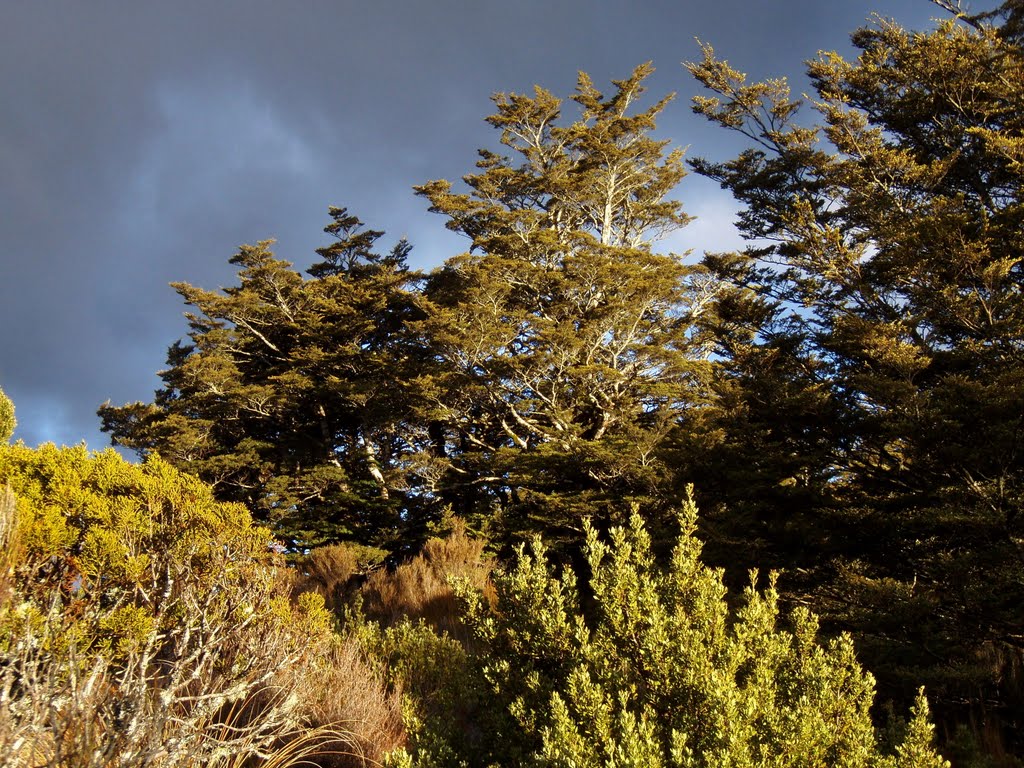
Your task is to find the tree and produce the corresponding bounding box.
[687,7,1024,749]
[100,208,429,550]
[667,247,846,578]
[0,386,13,443]
[389,494,948,767]
[415,64,715,545]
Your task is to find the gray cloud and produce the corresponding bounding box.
[1,0,942,449]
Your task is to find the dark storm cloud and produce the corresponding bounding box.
[1,0,942,449]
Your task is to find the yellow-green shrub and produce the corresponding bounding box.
[0,444,374,767]
[390,491,948,767]
[0,387,13,444]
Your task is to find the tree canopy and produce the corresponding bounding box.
[687,5,1024,747]
[414,63,714,545]
[100,209,428,550]
[93,5,1024,761]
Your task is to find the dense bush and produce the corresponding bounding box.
[0,386,14,443]
[0,443,403,767]
[385,492,948,767]
[362,519,494,640]
[354,523,502,764]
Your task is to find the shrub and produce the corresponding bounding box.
[0,387,13,443]
[391,490,949,767]
[354,522,502,765]
[294,541,363,613]
[0,443,401,767]
[364,618,500,768]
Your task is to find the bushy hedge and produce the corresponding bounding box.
[0,443,399,767]
[385,492,948,767]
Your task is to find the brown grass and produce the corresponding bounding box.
[297,543,362,613]
[361,520,494,640]
[284,635,406,767]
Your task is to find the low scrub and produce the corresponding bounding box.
[0,444,403,767]
[362,519,493,639]
[386,490,949,767]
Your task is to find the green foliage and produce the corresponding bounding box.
[0,442,270,604]
[391,492,947,767]
[99,208,430,550]
[0,443,324,671]
[0,443,355,765]
[0,442,415,767]
[364,619,501,768]
[415,64,715,544]
[687,8,1024,745]
[0,387,14,444]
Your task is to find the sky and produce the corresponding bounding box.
[2,0,950,451]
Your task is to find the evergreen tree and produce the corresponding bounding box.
[669,247,845,577]
[415,64,714,545]
[100,208,429,550]
[688,7,1024,747]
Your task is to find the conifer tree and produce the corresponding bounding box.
[415,65,714,543]
[100,209,428,550]
[668,247,844,575]
[687,7,1024,746]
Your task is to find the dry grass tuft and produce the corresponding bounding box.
[362,520,494,639]
[298,543,362,613]
[284,635,406,767]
